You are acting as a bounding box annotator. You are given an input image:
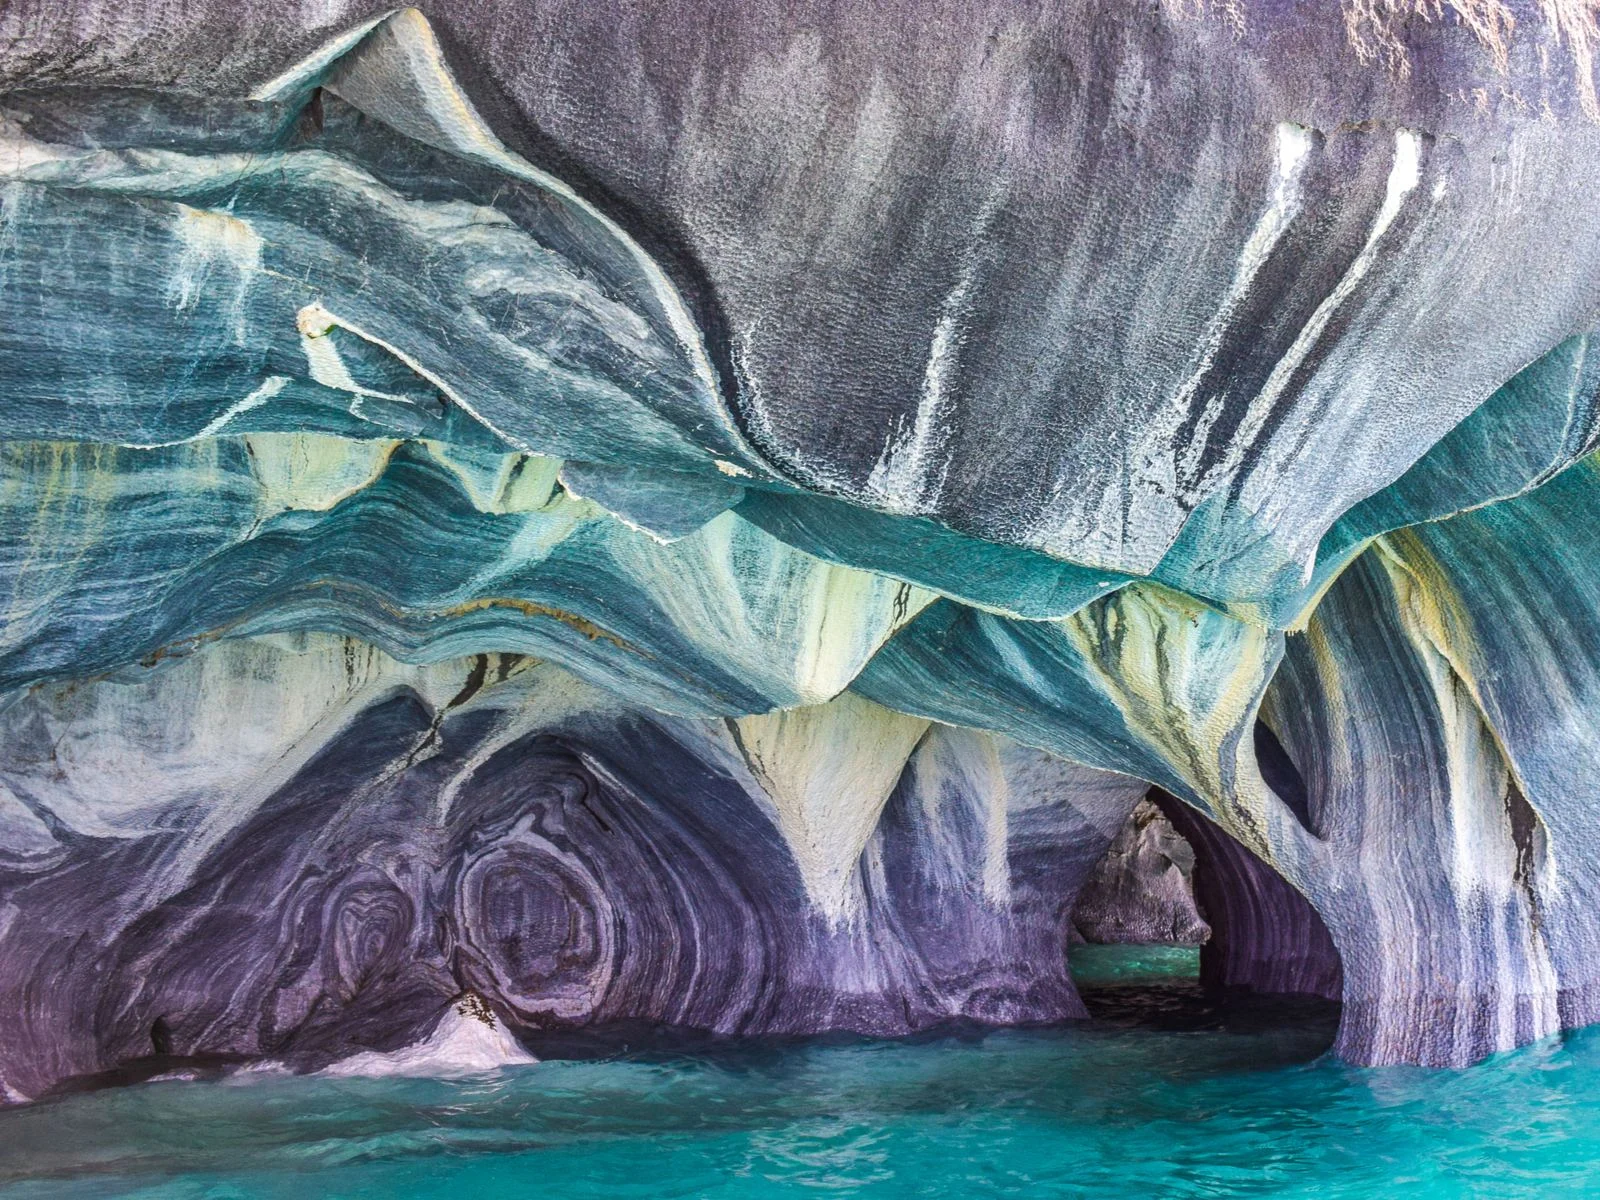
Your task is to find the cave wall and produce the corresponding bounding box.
[1070,798,1210,946]
[0,637,1142,1101]
[2,2,1600,1078]
[1148,791,1340,1001]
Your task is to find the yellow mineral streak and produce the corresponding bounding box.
[1063,582,1281,856]
[731,691,930,924]
[443,596,630,649]
[1372,531,1559,877]
[422,443,564,515]
[1368,534,1562,1040]
[2,443,123,640]
[611,511,936,707]
[243,432,399,516]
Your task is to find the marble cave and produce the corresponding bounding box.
[5,2,1600,1191]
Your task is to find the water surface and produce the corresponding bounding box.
[1,948,1594,1198]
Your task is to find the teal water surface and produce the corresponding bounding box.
[1066,942,1201,987]
[2,953,1597,1198]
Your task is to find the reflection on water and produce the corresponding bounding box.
[1,947,1597,1198]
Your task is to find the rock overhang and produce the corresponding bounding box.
[2,0,1600,1084]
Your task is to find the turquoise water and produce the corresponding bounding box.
[1067,942,1201,987]
[3,952,1599,1198]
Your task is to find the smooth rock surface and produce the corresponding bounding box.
[3,0,1600,1080]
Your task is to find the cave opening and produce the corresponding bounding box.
[1067,789,1343,1045]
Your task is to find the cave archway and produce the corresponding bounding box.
[1145,789,1342,1003]
[1068,781,1343,1016]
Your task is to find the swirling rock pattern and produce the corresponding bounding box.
[0,641,1143,1100]
[4,0,1600,1081]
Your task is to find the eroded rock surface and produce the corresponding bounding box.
[0,639,1143,1100]
[1071,799,1210,946]
[3,1,1600,1086]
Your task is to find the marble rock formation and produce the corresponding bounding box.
[0,637,1144,1100]
[3,0,1600,1086]
[1070,799,1210,946]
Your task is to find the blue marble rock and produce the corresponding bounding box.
[3,1,1600,1089]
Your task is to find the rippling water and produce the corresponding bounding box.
[3,948,1598,1198]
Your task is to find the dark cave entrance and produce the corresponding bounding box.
[1067,786,1343,1040]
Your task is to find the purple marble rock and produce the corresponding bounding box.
[1150,793,1341,1002]
[7,0,1600,1090]
[0,644,1151,1101]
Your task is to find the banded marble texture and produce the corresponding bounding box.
[0,640,1143,1101]
[3,1,1600,1090]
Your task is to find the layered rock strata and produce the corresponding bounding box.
[3,2,1600,1083]
[0,639,1144,1101]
